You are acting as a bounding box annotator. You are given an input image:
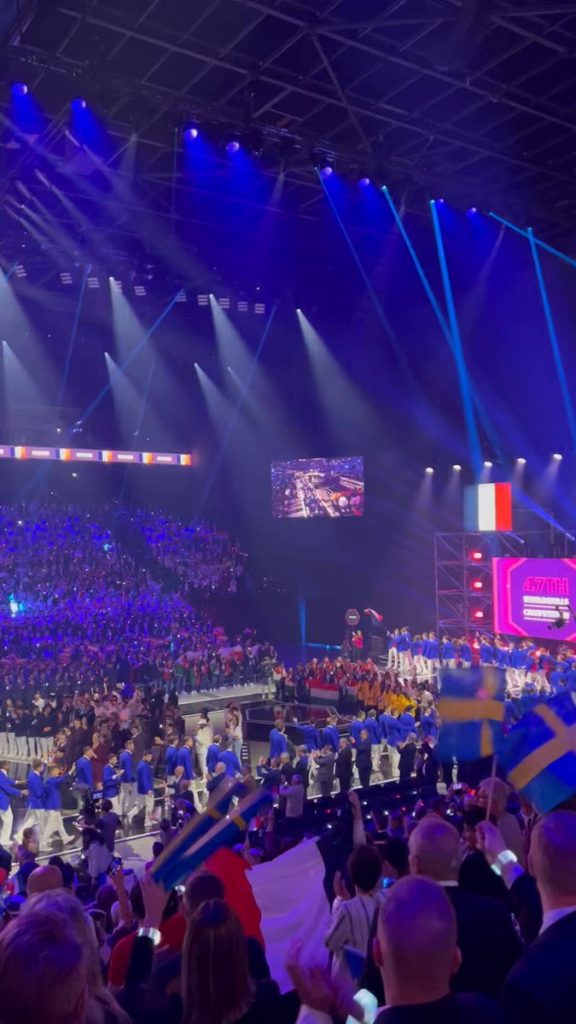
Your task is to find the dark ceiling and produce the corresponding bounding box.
[2,0,576,286]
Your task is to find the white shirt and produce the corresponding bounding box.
[541,906,576,934]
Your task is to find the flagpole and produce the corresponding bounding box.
[485,755,498,821]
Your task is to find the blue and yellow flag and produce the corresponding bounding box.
[151,782,271,891]
[502,691,576,814]
[438,666,505,761]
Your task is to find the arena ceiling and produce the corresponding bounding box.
[2,0,576,283]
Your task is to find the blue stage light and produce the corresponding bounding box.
[184,126,199,140]
[468,206,478,214]
[12,83,28,97]
[226,140,240,154]
[71,98,87,111]
[358,177,371,188]
[320,164,333,179]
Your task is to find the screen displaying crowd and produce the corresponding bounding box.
[271,457,364,519]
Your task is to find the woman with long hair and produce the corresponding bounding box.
[182,900,253,1024]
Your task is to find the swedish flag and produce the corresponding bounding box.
[438,666,506,761]
[151,781,271,891]
[502,692,576,813]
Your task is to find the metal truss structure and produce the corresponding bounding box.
[2,0,576,283]
[434,529,575,636]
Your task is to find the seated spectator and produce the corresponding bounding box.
[408,815,522,996]
[0,910,87,1024]
[325,845,384,982]
[21,888,129,1024]
[26,863,63,897]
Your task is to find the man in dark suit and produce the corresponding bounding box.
[335,736,353,794]
[289,876,501,1023]
[314,746,335,799]
[408,816,522,997]
[498,810,576,1023]
[293,746,310,794]
[373,876,501,1023]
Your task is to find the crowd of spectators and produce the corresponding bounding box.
[127,507,246,596]
[0,502,262,702]
[0,762,574,1024]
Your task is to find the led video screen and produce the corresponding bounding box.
[271,456,364,519]
[493,557,576,641]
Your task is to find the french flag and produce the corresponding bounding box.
[465,483,512,532]
[151,784,331,992]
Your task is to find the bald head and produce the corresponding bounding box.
[375,876,460,1003]
[530,811,576,907]
[408,816,461,881]
[26,865,63,897]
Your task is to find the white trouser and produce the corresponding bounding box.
[413,655,425,676]
[42,810,70,845]
[0,806,13,845]
[15,808,46,843]
[197,747,208,778]
[442,659,457,669]
[388,745,400,777]
[399,651,413,675]
[15,736,29,759]
[108,795,121,816]
[372,743,382,772]
[6,732,16,757]
[388,648,398,670]
[121,782,136,816]
[38,737,52,759]
[127,793,155,828]
[0,733,7,757]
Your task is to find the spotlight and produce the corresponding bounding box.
[472,580,484,590]
[437,198,445,203]
[358,177,371,188]
[254,303,265,315]
[516,457,527,465]
[553,453,563,461]
[184,126,199,140]
[470,551,483,561]
[71,98,87,111]
[452,464,462,471]
[473,610,484,620]
[468,207,478,214]
[134,284,147,296]
[320,164,333,179]
[237,300,248,312]
[12,83,28,97]
[197,294,209,306]
[425,467,434,475]
[60,272,73,285]
[226,139,240,154]
[483,460,493,468]
[175,289,187,302]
